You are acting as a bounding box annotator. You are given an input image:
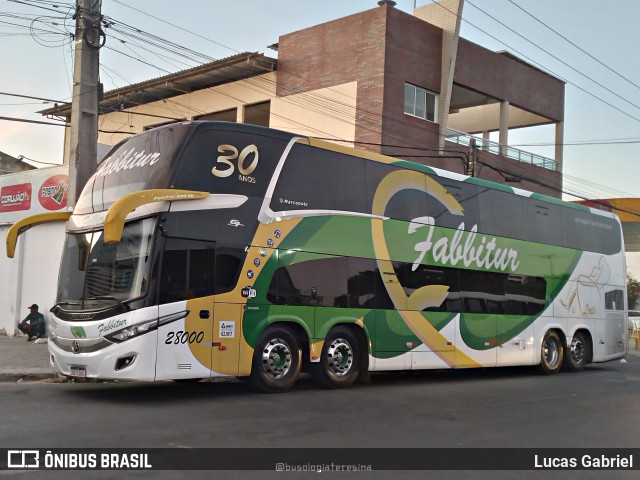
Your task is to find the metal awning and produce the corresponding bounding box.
[40,52,277,118]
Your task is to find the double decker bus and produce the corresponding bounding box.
[7,122,628,392]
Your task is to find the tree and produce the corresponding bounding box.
[628,276,640,310]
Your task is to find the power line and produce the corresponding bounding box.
[466,0,640,115]
[433,0,640,125]
[475,159,640,219]
[110,0,236,54]
[93,6,640,201]
[16,155,61,165]
[97,4,640,154]
[9,1,640,201]
[508,0,640,95]
[0,114,66,126]
[0,91,68,105]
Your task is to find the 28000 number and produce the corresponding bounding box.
[165,331,205,345]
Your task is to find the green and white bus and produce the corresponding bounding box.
[7,122,628,392]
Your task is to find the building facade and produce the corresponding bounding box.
[43,2,565,197]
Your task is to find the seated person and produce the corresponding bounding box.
[18,304,45,341]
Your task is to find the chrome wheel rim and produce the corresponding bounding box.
[543,338,559,367]
[261,338,292,380]
[570,336,585,364]
[326,338,353,376]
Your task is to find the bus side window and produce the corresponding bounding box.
[478,188,524,240]
[268,254,348,307]
[523,200,565,247]
[159,247,188,304]
[427,177,480,229]
[271,144,367,214]
[505,275,546,315]
[460,270,505,314]
[347,257,381,308]
[364,162,428,222]
[159,238,215,304]
[605,290,624,311]
[214,246,245,294]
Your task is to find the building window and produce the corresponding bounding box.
[195,108,237,122]
[244,101,270,127]
[404,83,437,122]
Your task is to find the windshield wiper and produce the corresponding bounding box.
[84,296,131,309]
[55,301,82,306]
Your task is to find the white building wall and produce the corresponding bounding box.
[0,224,20,334]
[0,223,66,335]
[0,166,69,336]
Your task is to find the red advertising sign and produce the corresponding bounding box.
[38,175,69,211]
[0,183,32,212]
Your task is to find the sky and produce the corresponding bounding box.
[2,0,640,202]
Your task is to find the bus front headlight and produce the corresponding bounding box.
[106,319,157,342]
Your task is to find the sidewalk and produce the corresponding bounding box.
[0,334,638,382]
[0,335,57,382]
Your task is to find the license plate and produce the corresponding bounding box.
[70,366,86,378]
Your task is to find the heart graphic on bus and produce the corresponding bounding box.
[371,169,480,367]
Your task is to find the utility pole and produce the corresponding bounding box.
[467,138,476,176]
[67,0,104,208]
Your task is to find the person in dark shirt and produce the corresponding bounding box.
[18,304,45,341]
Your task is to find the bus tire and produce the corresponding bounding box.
[563,331,590,373]
[310,326,360,389]
[250,325,301,393]
[539,330,563,374]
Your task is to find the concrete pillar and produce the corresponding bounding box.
[237,102,245,123]
[499,100,509,157]
[482,130,490,149]
[414,0,464,153]
[555,121,564,172]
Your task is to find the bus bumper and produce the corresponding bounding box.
[48,332,158,382]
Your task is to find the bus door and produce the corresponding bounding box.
[600,289,626,357]
[155,237,216,380]
[209,244,250,376]
[211,302,242,376]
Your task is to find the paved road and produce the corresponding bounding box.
[1,354,639,479]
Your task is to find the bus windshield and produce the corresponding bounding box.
[56,218,155,311]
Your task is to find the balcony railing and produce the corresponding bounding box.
[445,128,557,171]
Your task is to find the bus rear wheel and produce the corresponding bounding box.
[563,331,590,373]
[250,325,301,393]
[311,326,361,389]
[539,330,564,374]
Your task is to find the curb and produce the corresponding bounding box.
[0,372,60,383]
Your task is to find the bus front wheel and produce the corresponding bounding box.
[311,326,361,389]
[250,326,301,393]
[539,330,564,374]
[563,331,590,373]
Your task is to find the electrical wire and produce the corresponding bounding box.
[508,0,640,94]
[7,0,640,202]
[433,0,640,125]
[465,0,640,116]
